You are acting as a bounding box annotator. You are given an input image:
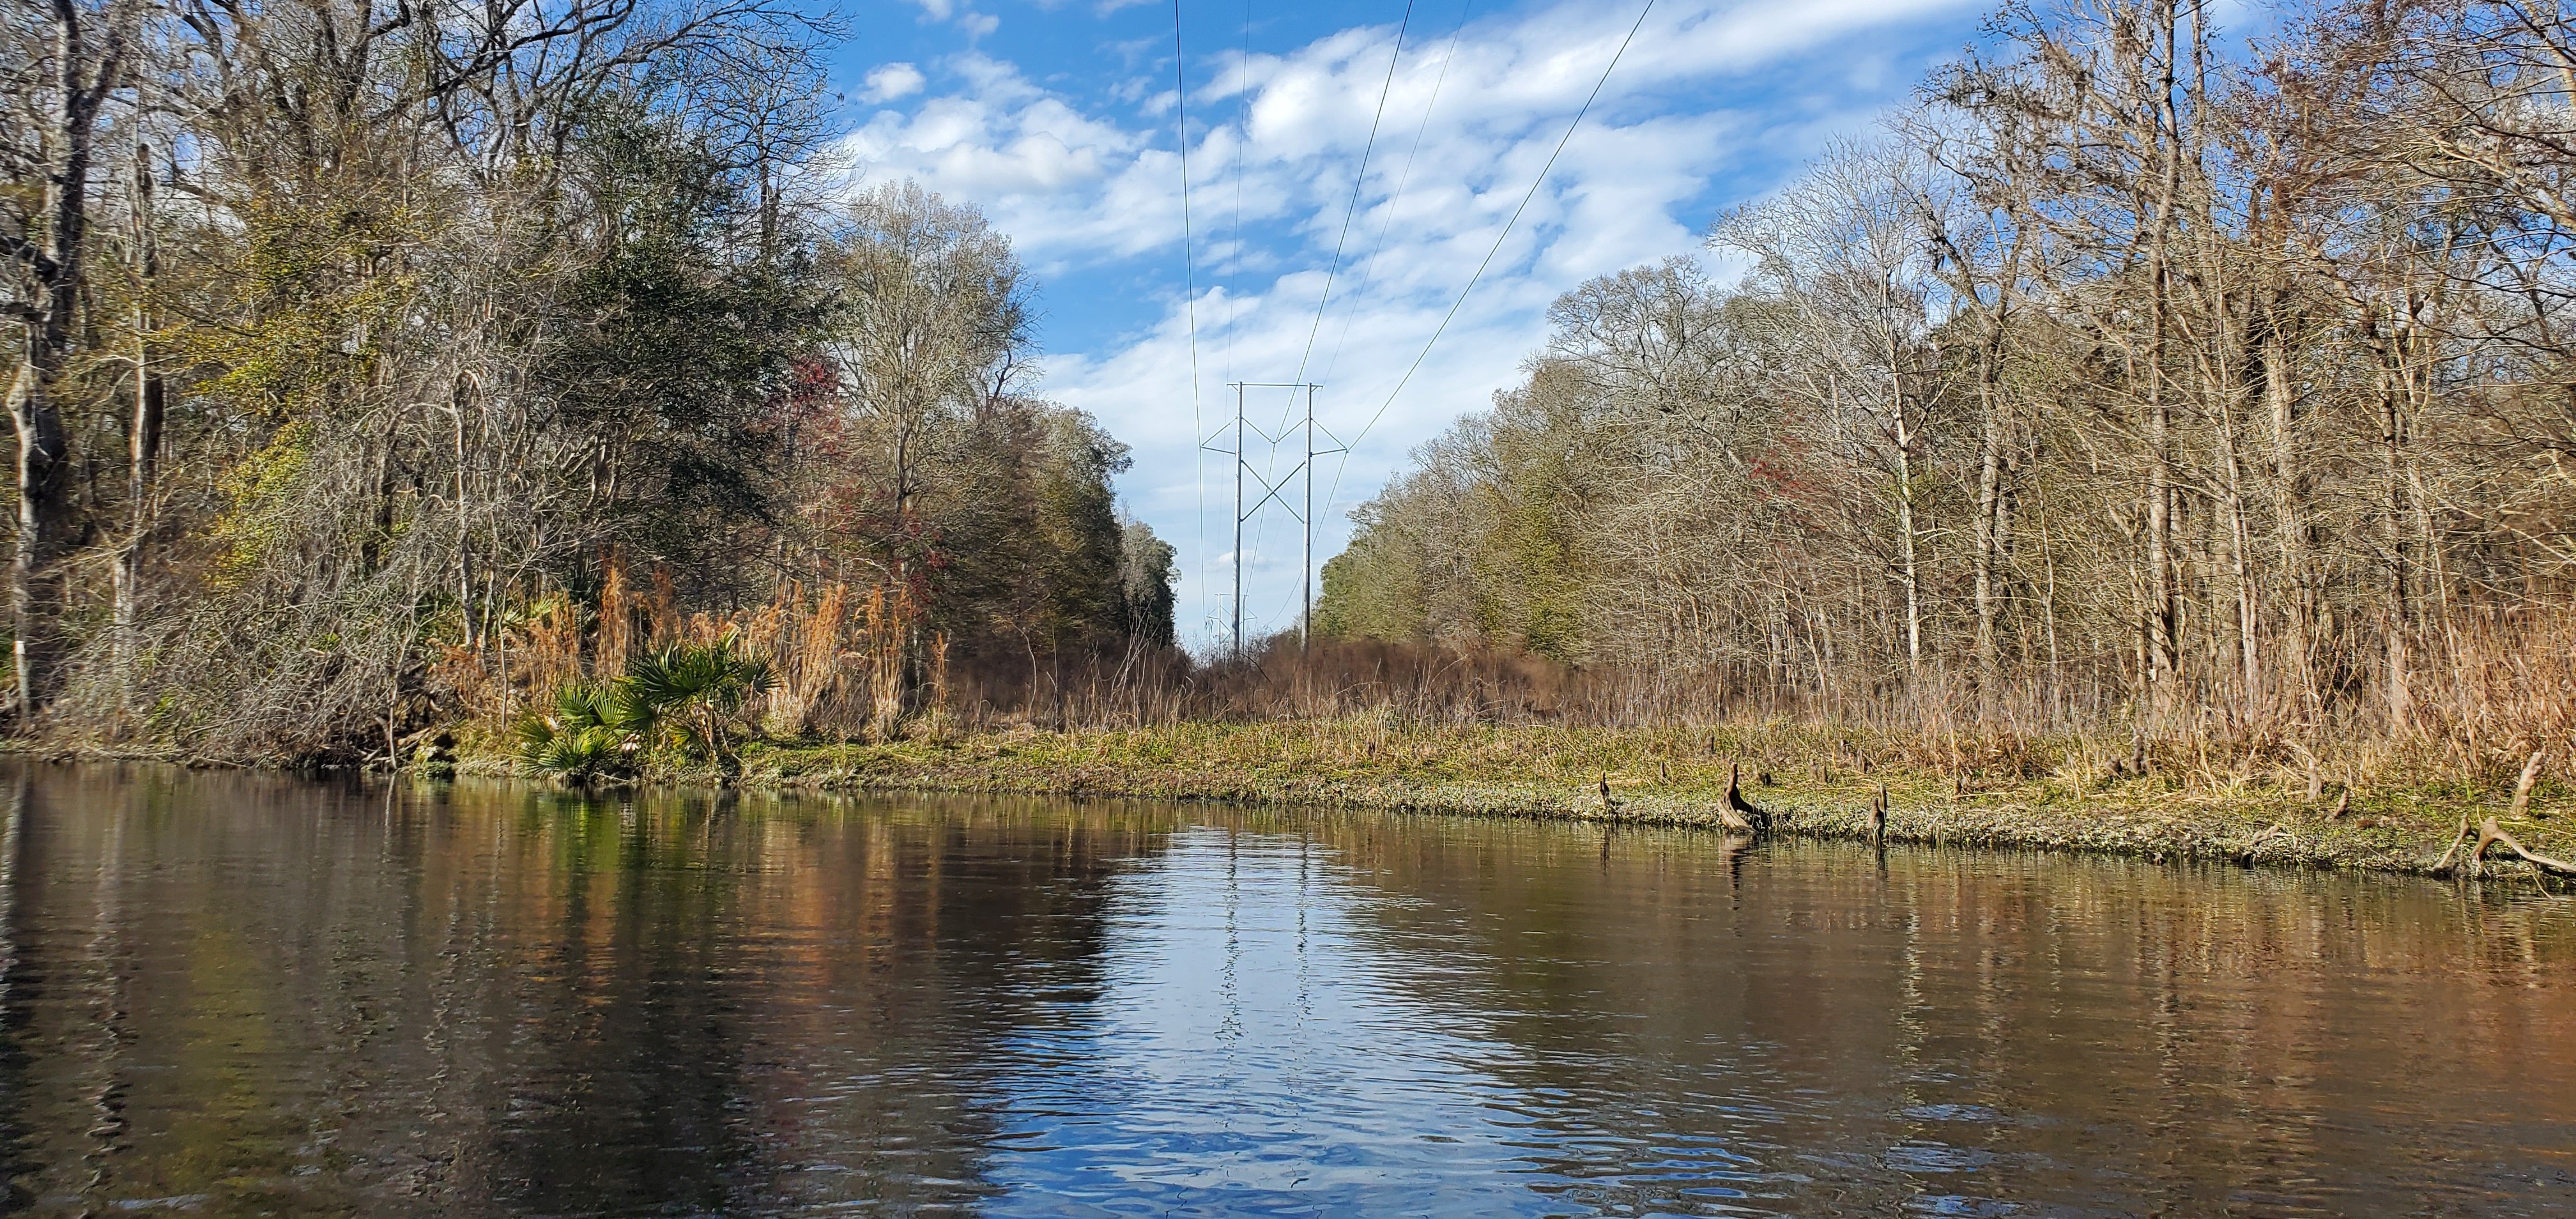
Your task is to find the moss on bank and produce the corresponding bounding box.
[446,718,2576,878]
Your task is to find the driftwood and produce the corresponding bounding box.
[1720,762,1771,836]
[2509,750,2545,820]
[2434,811,2576,877]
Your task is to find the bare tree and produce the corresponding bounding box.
[4,0,126,719]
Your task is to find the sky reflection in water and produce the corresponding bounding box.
[2,763,2572,1217]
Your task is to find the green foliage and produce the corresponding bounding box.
[186,198,424,420]
[620,635,776,769]
[1315,502,1432,643]
[898,395,1157,659]
[13,0,876,765]
[548,108,829,583]
[514,683,647,783]
[1116,519,1179,648]
[813,184,1176,680]
[204,420,316,588]
[515,636,773,780]
[1316,376,1600,663]
[1011,409,1132,650]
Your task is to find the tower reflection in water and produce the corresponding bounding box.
[1,762,2570,1216]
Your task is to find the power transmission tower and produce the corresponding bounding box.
[1205,382,1344,656]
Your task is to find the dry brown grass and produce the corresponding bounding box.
[440,565,2576,813]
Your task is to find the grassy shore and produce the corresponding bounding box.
[450,717,2573,877]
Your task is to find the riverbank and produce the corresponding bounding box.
[443,718,2572,877]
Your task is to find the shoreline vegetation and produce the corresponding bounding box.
[10,0,2575,893]
[655,723,2576,878]
[33,717,2569,880]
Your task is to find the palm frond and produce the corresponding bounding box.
[617,634,774,764]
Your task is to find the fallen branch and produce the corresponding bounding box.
[2434,813,2474,875]
[2477,817,2576,877]
[2435,813,2576,877]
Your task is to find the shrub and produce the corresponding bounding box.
[619,634,775,770]
[513,682,647,783]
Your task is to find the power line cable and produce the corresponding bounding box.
[1236,3,1284,622]
[1257,0,1465,636]
[1346,0,1651,452]
[1240,3,1413,639]
[1173,0,1212,641]
[1289,1,1414,392]
[1319,0,1655,527]
[1321,0,1475,390]
[1246,3,1414,638]
[1223,0,1252,384]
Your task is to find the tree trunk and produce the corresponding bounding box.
[2142,0,2184,718]
[452,378,475,652]
[16,0,121,722]
[2379,345,2412,731]
[1972,337,2004,696]
[2213,352,2258,718]
[113,141,164,700]
[1897,453,1923,675]
[1890,344,1922,676]
[7,364,70,723]
[2262,305,2310,720]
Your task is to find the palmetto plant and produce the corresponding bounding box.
[514,682,647,783]
[621,634,775,770]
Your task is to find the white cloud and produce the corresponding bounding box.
[837,0,1982,647]
[862,62,926,103]
[845,58,1160,256]
[910,0,997,38]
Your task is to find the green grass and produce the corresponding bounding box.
[457,717,2575,877]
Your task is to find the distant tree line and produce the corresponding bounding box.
[1320,0,2576,741]
[3,0,1174,760]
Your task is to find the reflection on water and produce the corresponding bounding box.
[1,762,2571,1217]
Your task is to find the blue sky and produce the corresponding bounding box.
[815,0,1993,650]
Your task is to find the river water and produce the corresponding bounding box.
[2,762,2571,1216]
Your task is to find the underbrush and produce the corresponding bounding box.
[732,716,2559,811]
[440,716,2576,875]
